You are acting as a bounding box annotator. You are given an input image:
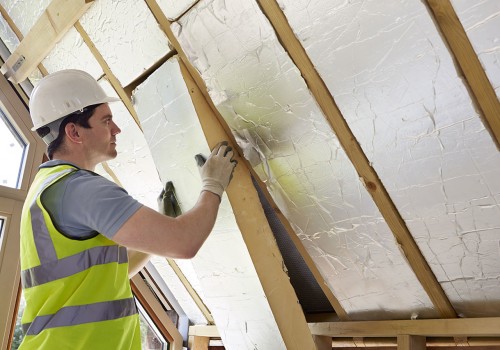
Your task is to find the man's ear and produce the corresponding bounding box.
[65,123,83,144]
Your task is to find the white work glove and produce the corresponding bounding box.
[195,141,237,199]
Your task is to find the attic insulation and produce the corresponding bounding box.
[452,0,500,99]
[172,0,439,320]
[278,0,500,317]
[42,27,103,80]
[156,0,198,21]
[0,7,42,84]
[133,56,287,349]
[0,0,50,38]
[96,79,162,210]
[79,0,171,86]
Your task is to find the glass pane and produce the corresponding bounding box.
[0,109,26,188]
[136,301,169,350]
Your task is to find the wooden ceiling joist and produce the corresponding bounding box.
[0,0,93,84]
[256,0,457,319]
[426,0,500,148]
[179,59,317,349]
[73,21,142,130]
[309,317,500,338]
[144,0,349,321]
[0,4,49,78]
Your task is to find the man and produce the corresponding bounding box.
[19,69,237,349]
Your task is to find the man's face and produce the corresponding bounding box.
[81,104,121,164]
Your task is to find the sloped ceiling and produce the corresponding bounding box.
[1,0,499,349]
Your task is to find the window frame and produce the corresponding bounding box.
[0,71,45,349]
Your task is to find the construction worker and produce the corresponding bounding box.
[19,69,237,349]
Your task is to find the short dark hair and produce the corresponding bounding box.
[37,104,102,159]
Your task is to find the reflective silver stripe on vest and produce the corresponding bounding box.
[22,297,137,336]
[30,169,75,264]
[22,245,128,288]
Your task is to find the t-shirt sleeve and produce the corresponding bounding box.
[43,170,143,239]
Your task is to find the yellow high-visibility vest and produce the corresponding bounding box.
[19,163,141,350]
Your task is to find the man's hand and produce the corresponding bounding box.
[196,141,238,199]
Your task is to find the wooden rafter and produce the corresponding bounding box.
[73,21,142,130]
[256,0,457,319]
[0,4,49,77]
[143,0,349,322]
[0,0,93,84]
[309,317,500,337]
[178,59,317,349]
[426,0,500,148]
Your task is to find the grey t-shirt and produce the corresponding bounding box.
[40,160,143,239]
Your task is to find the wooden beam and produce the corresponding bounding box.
[426,0,500,148]
[256,0,457,319]
[167,258,215,325]
[189,325,220,338]
[144,0,349,321]
[73,21,142,129]
[398,335,426,350]
[314,335,333,350]
[179,59,316,350]
[188,335,209,350]
[0,5,49,78]
[130,274,183,350]
[309,318,500,337]
[0,0,93,83]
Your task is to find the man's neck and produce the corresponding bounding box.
[51,153,96,172]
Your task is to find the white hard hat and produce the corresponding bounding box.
[29,69,120,132]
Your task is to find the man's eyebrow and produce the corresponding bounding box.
[101,114,113,119]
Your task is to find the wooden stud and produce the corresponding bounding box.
[256,0,457,319]
[131,274,183,350]
[167,259,215,325]
[314,335,333,350]
[0,5,49,78]
[179,59,316,350]
[0,0,93,83]
[73,21,142,129]
[189,325,220,338]
[144,0,349,321]
[309,317,500,337]
[188,336,209,350]
[398,335,426,350]
[426,0,500,148]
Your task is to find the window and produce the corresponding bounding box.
[0,109,26,189]
[137,301,169,350]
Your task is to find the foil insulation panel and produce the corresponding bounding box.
[0,0,50,37]
[0,11,18,52]
[79,0,171,86]
[95,79,162,209]
[173,0,438,320]
[132,57,287,349]
[156,0,198,20]
[277,0,500,316]
[42,27,103,79]
[451,0,500,99]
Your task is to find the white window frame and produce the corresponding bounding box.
[0,72,45,349]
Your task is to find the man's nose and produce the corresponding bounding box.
[111,121,121,135]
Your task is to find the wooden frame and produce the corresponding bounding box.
[0,0,94,84]
[131,274,183,350]
[256,0,457,319]
[426,0,500,148]
[309,318,500,337]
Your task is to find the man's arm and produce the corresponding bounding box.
[113,142,236,259]
[114,191,221,258]
[127,249,151,278]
